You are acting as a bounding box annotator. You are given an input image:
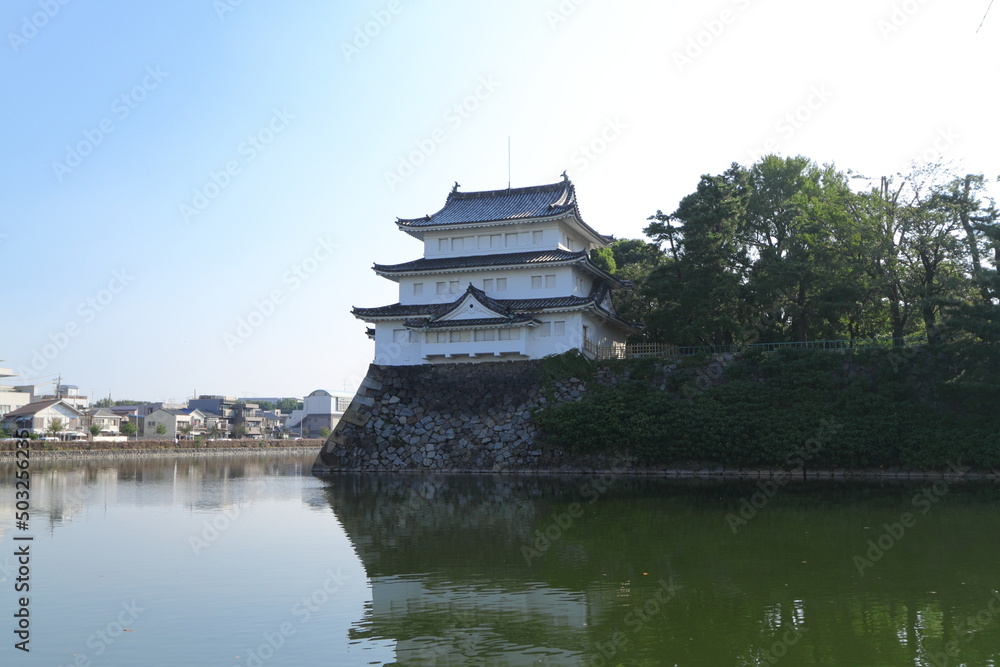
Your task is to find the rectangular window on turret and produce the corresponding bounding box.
[533,230,543,244]
[474,330,496,341]
[498,328,519,340]
[449,331,470,342]
[449,280,460,294]
[427,332,448,343]
[413,283,423,296]
[553,321,566,336]
[436,282,448,295]
[483,278,493,291]
[539,322,552,337]
[506,233,518,247]
[439,239,449,252]
[531,275,542,289]
[545,275,556,288]
[496,278,507,291]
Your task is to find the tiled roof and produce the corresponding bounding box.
[2,399,66,417]
[353,283,611,320]
[374,250,587,274]
[403,315,539,329]
[397,180,578,227]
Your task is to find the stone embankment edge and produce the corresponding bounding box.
[0,446,319,461]
[311,464,1000,481]
[313,360,1000,481]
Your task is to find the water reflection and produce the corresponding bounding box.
[322,474,1000,666]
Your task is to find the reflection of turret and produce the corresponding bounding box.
[325,474,599,664]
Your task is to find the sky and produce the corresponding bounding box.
[1,0,997,403]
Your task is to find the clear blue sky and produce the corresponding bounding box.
[2,0,997,402]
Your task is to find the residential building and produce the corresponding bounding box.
[1,399,87,439]
[353,175,640,365]
[283,389,352,438]
[86,407,123,435]
[144,408,208,440]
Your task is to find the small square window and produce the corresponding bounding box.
[531,275,542,289]
[545,275,556,288]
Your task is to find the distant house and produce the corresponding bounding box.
[0,385,32,419]
[144,408,207,439]
[1,399,87,439]
[86,407,123,435]
[283,389,352,438]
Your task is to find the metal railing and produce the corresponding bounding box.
[596,335,926,360]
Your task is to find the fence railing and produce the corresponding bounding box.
[595,335,926,360]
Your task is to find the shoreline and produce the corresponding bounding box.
[0,445,320,461]
[311,463,1000,481]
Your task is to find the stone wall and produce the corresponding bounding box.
[314,360,605,473]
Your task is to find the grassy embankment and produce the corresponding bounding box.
[534,347,1000,470]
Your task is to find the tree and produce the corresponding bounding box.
[179,424,194,440]
[120,421,137,437]
[277,398,303,413]
[89,424,102,438]
[643,163,749,345]
[208,424,223,439]
[47,418,64,438]
[231,424,247,439]
[155,423,167,436]
[318,427,331,439]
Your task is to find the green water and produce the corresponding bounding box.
[1,453,998,665]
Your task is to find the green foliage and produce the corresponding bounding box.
[590,246,616,274]
[636,157,997,348]
[540,350,595,385]
[47,418,64,436]
[534,349,1000,470]
[318,427,331,438]
[120,421,138,437]
[154,423,167,435]
[89,424,102,437]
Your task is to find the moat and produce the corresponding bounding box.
[2,451,998,665]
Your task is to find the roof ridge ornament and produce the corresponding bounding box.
[452,181,460,193]
[561,170,568,182]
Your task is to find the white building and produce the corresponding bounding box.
[1,399,87,439]
[283,389,352,438]
[354,176,639,365]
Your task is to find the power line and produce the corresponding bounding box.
[977,0,994,32]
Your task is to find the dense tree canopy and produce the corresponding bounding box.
[612,156,999,349]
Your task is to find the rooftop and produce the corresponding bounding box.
[395,176,613,244]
